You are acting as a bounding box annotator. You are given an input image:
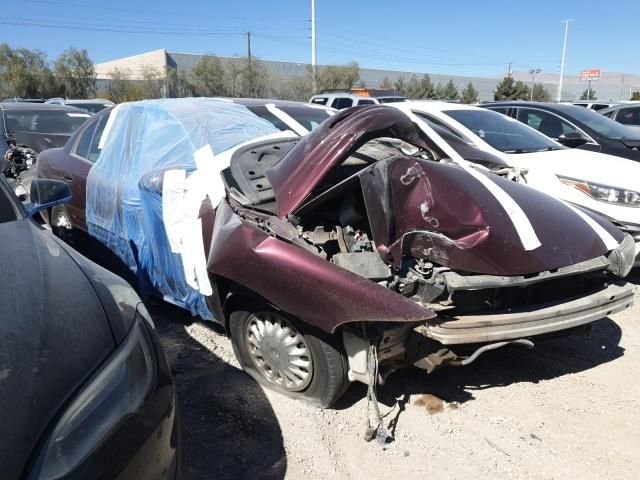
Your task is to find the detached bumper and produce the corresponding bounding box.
[426,282,635,345]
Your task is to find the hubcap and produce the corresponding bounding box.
[244,312,313,392]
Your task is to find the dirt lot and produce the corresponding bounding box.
[151,273,640,480]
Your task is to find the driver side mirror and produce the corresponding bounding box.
[25,178,72,217]
[557,132,589,148]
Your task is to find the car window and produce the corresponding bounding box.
[444,108,560,153]
[3,109,90,135]
[516,108,580,139]
[601,110,616,118]
[574,103,589,108]
[357,99,375,105]
[562,105,640,139]
[616,107,640,126]
[74,120,98,159]
[488,107,509,115]
[377,97,406,104]
[87,114,109,163]
[413,112,469,142]
[311,97,328,105]
[331,97,353,109]
[592,104,610,111]
[278,106,331,131]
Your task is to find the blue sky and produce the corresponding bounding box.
[4,0,639,77]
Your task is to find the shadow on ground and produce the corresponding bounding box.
[67,233,287,480]
[336,317,624,410]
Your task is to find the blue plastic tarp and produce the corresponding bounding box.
[86,98,280,319]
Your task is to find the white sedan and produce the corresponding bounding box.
[389,101,640,266]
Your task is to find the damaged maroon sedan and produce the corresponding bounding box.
[204,105,635,407]
[39,99,636,409]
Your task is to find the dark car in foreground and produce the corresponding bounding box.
[40,100,635,409]
[0,176,180,479]
[483,101,640,161]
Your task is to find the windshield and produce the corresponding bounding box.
[562,105,640,139]
[3,109,90,135]
[444,109,560,153]
[247,105,331,132]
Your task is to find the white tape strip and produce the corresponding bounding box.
[563,202,620,250]
[98,103,121,149]
[402,109,542,251]
[265,103,309,136]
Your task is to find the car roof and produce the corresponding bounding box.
[484,101,590,115]
[58,99,114,104]
[0,102,88,112]
[599,104,640,114]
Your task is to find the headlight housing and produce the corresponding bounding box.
[559,176,640,207]
[29,317,156,480]
[608,233,636,278]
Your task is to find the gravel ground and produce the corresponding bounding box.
[151,273,640,480]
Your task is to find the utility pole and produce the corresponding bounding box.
[311,0,317,93]
[507,61,512,78]
[557,20,571,102]
[619,74,625,101]
[247,31,253,97]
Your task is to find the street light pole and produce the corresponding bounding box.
[557,20,571,102]
[311,0,317,93]
[529,68,541,101]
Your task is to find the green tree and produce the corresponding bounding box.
[531,83,551,102]
[579,88,597,100]
[631,91,640,101]
[494,76,530,100]
[433,82,446,99]
[273,74,313,101]
[139,65,164,99]
[53,47,95,98]
[420,74,435,99]
[166,68,195,98]
[105,68,136,102]
[393,76,407,96]
[460,82,479,104]
[191,54,226,96]
[441,79,458,100]
[405,74,422,99]
[379,77,392,89]
[317,62,359,91]
[0,43,55,98]
[240,57,269,98]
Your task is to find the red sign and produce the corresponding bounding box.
[580,69,601,81]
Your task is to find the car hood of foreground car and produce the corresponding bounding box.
[265,105,626,276]
[0,219,115,480]
[513,148,640,192]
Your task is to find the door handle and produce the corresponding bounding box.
[62,172,73,182]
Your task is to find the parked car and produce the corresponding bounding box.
[0,102,91,158]
[482,101,640,161]
[310,90,406,109]
[571,100,621,111]
[46,98,115,114]
[42,99,636,408]
[599,103,640,132]
[0,175,180,479]
[1,97,47,103]
[388,101,640,267]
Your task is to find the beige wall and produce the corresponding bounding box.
[95,49,168,80]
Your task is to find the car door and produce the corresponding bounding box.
[63,113,109,230]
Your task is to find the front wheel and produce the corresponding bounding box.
[229,307,350,408]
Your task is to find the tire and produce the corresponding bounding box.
[50,205,76,244]
[229,306,350,408]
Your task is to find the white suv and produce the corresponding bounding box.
[310,92,406,109]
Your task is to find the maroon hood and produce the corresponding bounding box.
[266,105,624,276]
[266,106,445,217]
